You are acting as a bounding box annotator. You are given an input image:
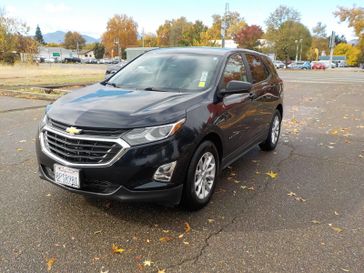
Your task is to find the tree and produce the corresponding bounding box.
[273,21,312,62]
[156,17,194,46]
[0,8,34,64]
[265,5,300,30]
[102,14,138,57]
[139,33,158,47]
[93,42,105,59]
[63,31,85,50]
[334,42,361,66]
[312,22,327,38]
[264,5,302,59]
[309,22,328,60]
[233,24,263,50]
[34,25,45,44]
[334,6,364,64]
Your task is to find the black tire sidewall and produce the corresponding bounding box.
[182,141,219,209]
[267,110,282,149]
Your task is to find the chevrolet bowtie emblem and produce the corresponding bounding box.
[65,126,82,135]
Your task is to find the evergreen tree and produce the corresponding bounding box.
[35,25,45,44]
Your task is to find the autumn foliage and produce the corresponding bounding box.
[233,25,263,50]
[102,14,138,57]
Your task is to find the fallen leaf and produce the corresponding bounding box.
[341,268,350,272]
[46,193,51,197]
[207,219,215,223]
[183,241,189,245]
[159,236,173,243]
[46,257,56,271]
[334,211,339,216]
[295,197,306,202]
[329,129,338,136]
[265,170,278,179]
[184,222,191,233]
[287,192,296,197]
[311,220,320,224]
[162,229,170,233]
[111,244,125,254]
[16,148,23,152]
[94,230,102,235]
[178,234,184,239]
[19,139,27,143]
[331,226,344,233]
[247,186,255,191]
[255,171,260,175]
[158,269,166,273]
[100,266,109,273]
[143,260,153,267]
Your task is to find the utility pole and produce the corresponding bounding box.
[329,31,335,70]
[76,41,79,58]
[221,2,229,48]
[299,38,303,61]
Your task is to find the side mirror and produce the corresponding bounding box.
[221,80,252,94]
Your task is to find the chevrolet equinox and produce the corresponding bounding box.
[36,48,283,210]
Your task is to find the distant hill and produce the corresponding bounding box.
[43,31,99,44]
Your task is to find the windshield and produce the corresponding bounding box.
[108,52,221,92]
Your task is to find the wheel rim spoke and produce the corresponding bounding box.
[194,151,216,200]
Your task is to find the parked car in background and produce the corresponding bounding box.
[318,60,336,69]
[105,60,128,79]
[36,48,283,210]
[311,61,326,70]
[99,58,112,64]
[273,60,286,69]
[287,61,311,70]
[63,57,81,63]
[82,58,98,64]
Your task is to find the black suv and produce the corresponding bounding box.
[36,48,283,210]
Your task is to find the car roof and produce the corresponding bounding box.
[149,47,267,57]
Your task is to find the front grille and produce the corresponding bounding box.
[49,119,126,137]
[43,130,122,164]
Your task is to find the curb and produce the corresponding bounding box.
[0,89,62,101]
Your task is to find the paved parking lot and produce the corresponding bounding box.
[0,70,363,273]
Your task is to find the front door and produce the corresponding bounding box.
[214,53,254,157]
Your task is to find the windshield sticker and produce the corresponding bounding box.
[200,71,208,82]
[198,81,206,88]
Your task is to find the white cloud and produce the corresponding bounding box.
[44,3,70,13]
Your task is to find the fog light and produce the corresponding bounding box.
[153,161,177,182]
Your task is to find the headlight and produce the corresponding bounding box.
[123,118,185,145]
[39,114,48,129]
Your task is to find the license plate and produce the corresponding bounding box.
[54,164,80,189]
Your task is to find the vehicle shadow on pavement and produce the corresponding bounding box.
[79,128,363,236]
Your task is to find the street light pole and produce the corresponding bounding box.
[299,38,303,61]
[221,2,229,48]
[295,40,298,62]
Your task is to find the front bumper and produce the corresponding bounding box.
[36,127,194,205]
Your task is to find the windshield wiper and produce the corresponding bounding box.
[106,82,118,88]
[143,87,184,93]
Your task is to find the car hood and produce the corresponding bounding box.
[47,83,203,128]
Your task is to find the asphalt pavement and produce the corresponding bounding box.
[0,70,363,273]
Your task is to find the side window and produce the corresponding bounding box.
[222,54,247,89]
[246,54,269,84]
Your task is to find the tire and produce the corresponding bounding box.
[259,109,282,151]
[181,141,219,211]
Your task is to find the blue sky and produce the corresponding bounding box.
[2,0,360,40]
